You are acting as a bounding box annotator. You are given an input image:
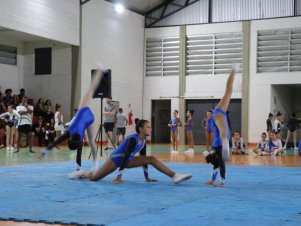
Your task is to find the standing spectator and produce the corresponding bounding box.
[103,97,116,150]
[202,109,214,151]
[0,93,6,149]
[0,105,20,151]
[266,113,273,138]
[168,110,182,153]
[54,104,65,138]
[116,108,128,145]
[14,96,34,153]
[184,109,194,154]
[283,113,300,150]
[274,111,283,140]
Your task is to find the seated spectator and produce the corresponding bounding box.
[269,130,284,156]
[44,118,55,145]
[34,98,45,117]
[32,116,46,146]
[231,131,246,154]
[253,132,269,155]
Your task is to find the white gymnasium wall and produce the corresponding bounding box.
[81,1,145,135]
[0,0,80,45]
[249,17,301,143]
[23,41,72,121]
[0,36,24,93]
[186,22,243,100]
[144,27,180,122]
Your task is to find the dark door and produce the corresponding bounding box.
[151,100,171,143]
[186,99,242,144]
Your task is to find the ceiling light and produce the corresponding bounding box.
[114,4,124,13]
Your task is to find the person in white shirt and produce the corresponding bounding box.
[14,96,34,153]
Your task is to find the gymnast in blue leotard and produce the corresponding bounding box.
[36,69,103,171]
[203,64,239,187]
[168,110,182,153]
[68,119,192,185]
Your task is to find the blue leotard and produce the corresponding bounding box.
[212,108,231,148]
[170,118,179,133]
[110,133,146,167]
[206,117,214,133]
[68,107,94,140]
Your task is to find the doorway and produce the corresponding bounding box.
[151,100,171,143]
[186,99,242,145]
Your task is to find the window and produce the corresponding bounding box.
[257,28,301,73]
[187,32,242,75]
[145,37,179,76]
[0,44,17,66]
[35,48,52,75]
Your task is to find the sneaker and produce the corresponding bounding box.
[6,147,10,151]
[171,150,178,154]
[283,146,287,149]
[184,149,194,154]
[13,149,19,153]
[68,171,85,180]
[0,144,4,149]
[29,149,35,153]
[10,146,14,151]
[294,147,298,150]
[172,173,192,184]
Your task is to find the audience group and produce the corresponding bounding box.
[0,88,65,152]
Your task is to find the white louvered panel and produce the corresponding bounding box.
[258,27,301,73]
[186,34,214,75]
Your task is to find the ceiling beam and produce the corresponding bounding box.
[145,0,200,27]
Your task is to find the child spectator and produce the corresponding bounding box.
[253,132,269,155]
[269,131,284,156]
[231,131,246,154]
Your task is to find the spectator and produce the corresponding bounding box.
[32,116,46,146]
[274,111,283,139]
[283,113,300,150]
[168,110,182,153]
[269,130,284,156]
[266,113,273,138]
[103,97,117,150]
[3,89,13,107]
[184,109,194,154]
[18,88,25,103]
[253,132,269,155]
[231,131,246,155]
[14,96,35,153]
[0,105,20,151]
[34,98,45,117]
[201,109,214,151]
[116,108,128,145]
[54,103,65,138]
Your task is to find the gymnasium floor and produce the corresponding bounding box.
[0,145,300,226]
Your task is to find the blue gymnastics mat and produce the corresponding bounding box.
[0,161,301,226]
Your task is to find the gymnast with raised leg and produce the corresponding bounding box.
[68,119,192,184]
[36,69,104,171]
[203,64,239,187]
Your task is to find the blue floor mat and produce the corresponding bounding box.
[0,161,301,226]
